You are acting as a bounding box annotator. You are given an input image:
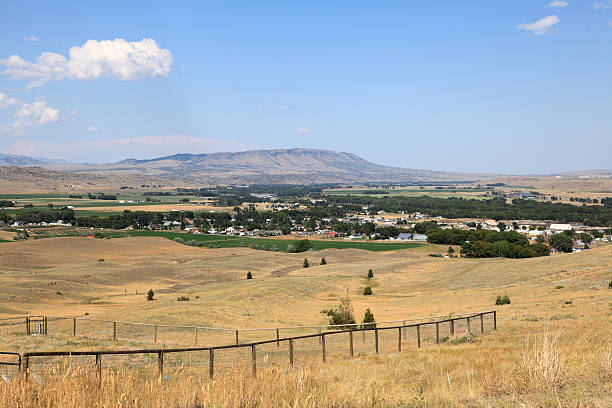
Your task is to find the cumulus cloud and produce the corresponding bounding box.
[517,15,560,35]
[297,127,312,133]
[0,92,19,108]
[0,93,60,134]
[547,1,569,7]
[593,1,612,9]
[0,38,173,88]
[87,125,101,132]
[24,36,39,42]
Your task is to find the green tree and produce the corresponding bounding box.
[324,295,356,328]
[497,222,506,231]
[320,257,327,265]
[303,258,310,268]
[147,289,155,301]
[362,308,376,329]
[549,233,574,253]
[363,286,373,296]
[246,271,253,279]
[447,246,455,256]
[367,269,374,279]
[580,233,593,245]
[294,239,313,253]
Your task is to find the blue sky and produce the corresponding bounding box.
[1,1,611,174]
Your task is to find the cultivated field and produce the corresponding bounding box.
[0,236,610,406]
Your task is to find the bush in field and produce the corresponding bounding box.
[147,289,155,301]
[495,295,511,305]
[303,258,309,268]
[323,295,356,328]
[294,239,313,253]
[363,286,373,296]
[367,269,374,279]
[362,308,376,329]
[287,244,295,253]
[186,240,203,247]
[178,296,190,301]
[608,280,612,289]
[173,237,185,245]
[246,271,253,279]
[320,257,327,265]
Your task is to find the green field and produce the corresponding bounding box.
[109,230,426,252]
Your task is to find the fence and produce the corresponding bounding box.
[2,310,496,348]
[7,311,497,383]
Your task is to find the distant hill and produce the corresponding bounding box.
[0,153,47,167]
[53,148,488,184]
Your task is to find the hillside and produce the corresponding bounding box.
[10,148,490,184]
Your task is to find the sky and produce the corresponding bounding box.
[1,1,611,174]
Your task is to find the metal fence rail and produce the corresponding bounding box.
[13,311,497,383]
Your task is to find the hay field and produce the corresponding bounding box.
[0,236,610,406]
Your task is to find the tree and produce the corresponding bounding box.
[147,289,155,301]
[303,258,310,268]
[367,269,374,279]
[246,271,253,279]
[362,308,376,329]
[363,286,373,296]
[294,239,313,253]
[497,222,506,231]
[325,295,356,328]
[580,233,593,245]
[320,257,327,265]
[549,233,574,253]
[447,246,455,256]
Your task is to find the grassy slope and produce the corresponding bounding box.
[0,237,610,406]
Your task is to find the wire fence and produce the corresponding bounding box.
[4,310,496,348]
[2,311,497,383]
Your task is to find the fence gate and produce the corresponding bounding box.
[0,352,21,383]
[26,316,47,336]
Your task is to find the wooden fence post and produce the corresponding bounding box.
[251,345,257,376]
[209,349,214,379]
[194,327,198,346]
[22,355,29,382]
[289,339,294,367]
[113,321,117,341]
[157,351,163,380]
[154,325,158,343]
[417,325,421,348]
[398,327,402,352]
[480,314,484,334]
[95,354,102,382]
[467,317,471,335]
[318,327,322,344]
[436,322,440,344]
[321,334,326,362]
[44,317,47,335]
[276,328,280,347]
[375,328,379,354]
[73,318,76,337]
[25,317,29,336]
[349,331,354,356]
[450,319,454,336]
[493,311,497,331]
[235,330,239,345]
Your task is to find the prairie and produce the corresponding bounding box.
[0,236,610,406]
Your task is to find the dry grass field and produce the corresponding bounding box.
[0,236,610,406]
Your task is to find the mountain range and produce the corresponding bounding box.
[1,148,609,185]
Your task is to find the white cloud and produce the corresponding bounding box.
[0,93,60,134]
[87,126,101,132]
[0,92,19,108]
[547,1,569,7]
[517,15,560,35]
[593,1,612,9]
[0,38,173,88]
[297,127,312,133]
[281,104,289,111]
[24,36,39,42]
